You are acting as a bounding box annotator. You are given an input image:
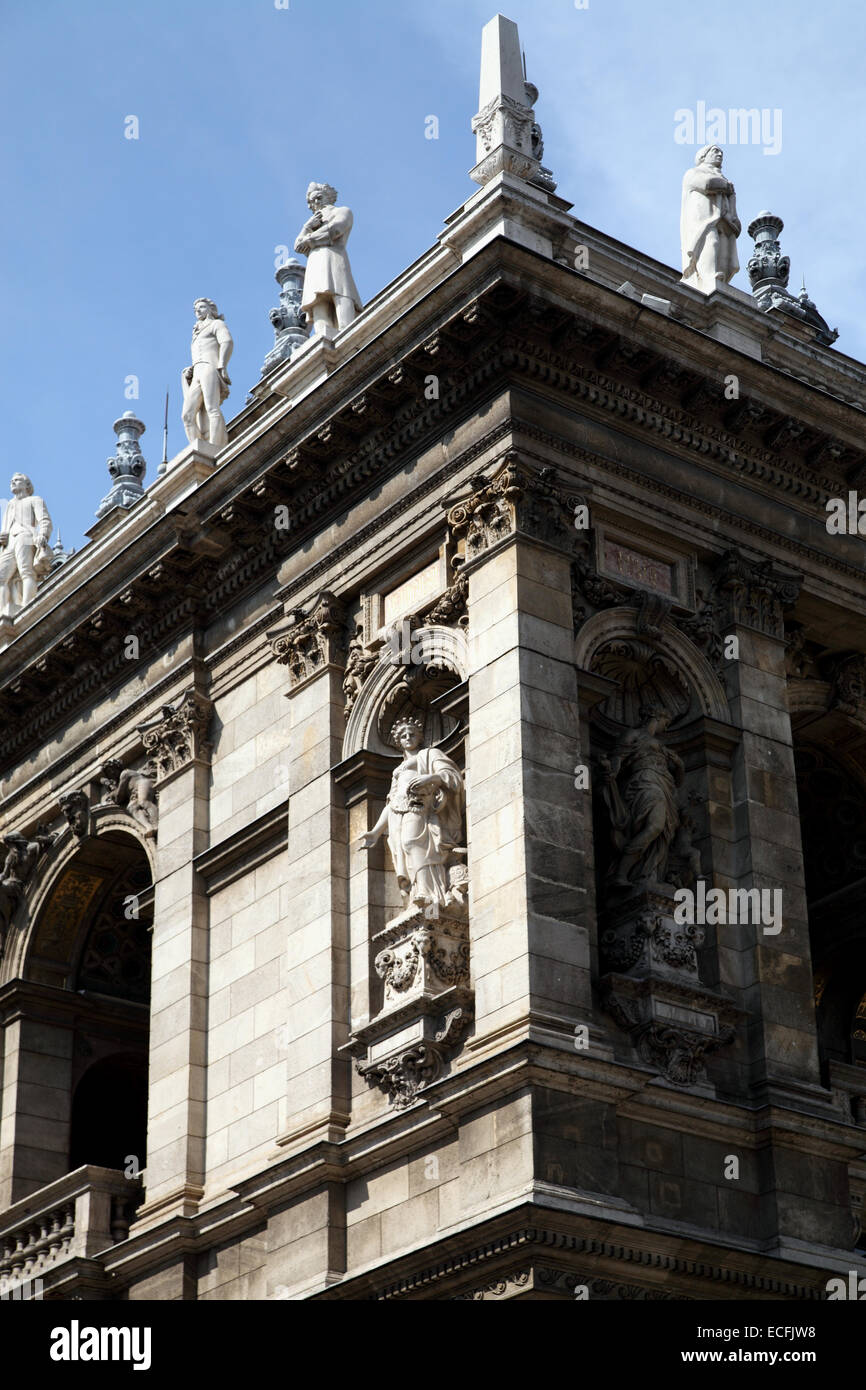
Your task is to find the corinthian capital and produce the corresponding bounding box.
[445,452,583,565]
[267,590,347,689]
[138,690,213,780]
[713,550,802,640]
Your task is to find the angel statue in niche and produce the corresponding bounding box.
[356,715,466,919]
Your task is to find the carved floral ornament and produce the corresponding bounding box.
[445,452,585,563]
[137,690,213,779]
[268,590,346,689]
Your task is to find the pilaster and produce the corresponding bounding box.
[133,689,212,1226]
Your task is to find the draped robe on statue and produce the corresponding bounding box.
[680,157,740,291]
[300,205,362,321]
[385,746,464,908]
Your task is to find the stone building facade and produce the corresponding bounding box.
[1,16,865,1302]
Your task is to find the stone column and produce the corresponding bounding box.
[132,689,213,1226]
[0,990,73,1206]
[268,592,351,1154]
[449,455,592,1051]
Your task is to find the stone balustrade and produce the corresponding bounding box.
[0,1165,142,1293]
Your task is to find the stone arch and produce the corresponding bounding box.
[0,824,153,1201]
[574,606,731,725]
[5,815,155,985]
[343,624,469,758]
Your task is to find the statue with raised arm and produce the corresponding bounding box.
[181,298,234,450]
[356,716,465,915]
[599,705,684,889]
[680,145,741,293]
[294,182,362,338]
[0,473,53,616]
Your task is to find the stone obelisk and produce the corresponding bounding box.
[470,14,556,192]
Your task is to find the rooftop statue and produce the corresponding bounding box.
[293,182,362,339]
[0,473,53,617]
[181,298,234,450]
[680,145,741,293]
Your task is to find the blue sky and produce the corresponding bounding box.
[2,0,863,554]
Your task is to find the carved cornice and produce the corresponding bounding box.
[452,1264,687,1300]
[368,1223,827,1302]
[2,267,863,769]
[268,591,347,689]
[517,422,866,600]
[137,690,213,780]
[500,335,852,506]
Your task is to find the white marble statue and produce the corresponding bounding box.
[181,298,234,450]
[357,716,465,914]
[0,473,53,616]
[680,145,741,293]
[293,182,362,338]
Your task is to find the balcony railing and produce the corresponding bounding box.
[0,1165,142,1295]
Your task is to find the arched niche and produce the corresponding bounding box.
[577,605,733,942]
[575,606,731,727]
[343,624,469,759]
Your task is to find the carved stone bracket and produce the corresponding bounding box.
[422,569,468,629]
[601,973,737,1087]
[446,453,584,567]
[347,900,472,1108]
[268,590,347,690]
[374,910,471,1008]
[827,652,866,717]
[342,623,379,722]
[138,690,213,781]
[58,789,90,840]
[572,539,623,629]
[355,1005,473,1110]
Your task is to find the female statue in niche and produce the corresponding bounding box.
[357,716,465,914]
[599,704,684,889]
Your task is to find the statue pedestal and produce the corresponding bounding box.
[342,898,473,1109]
[151,440,220,512]
[599,882,738,1087]
[600,882,703,984]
